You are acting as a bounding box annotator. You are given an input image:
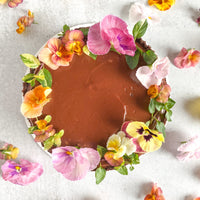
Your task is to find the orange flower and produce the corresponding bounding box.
[148,0,175,11]
[144,183,165,200]
[16,10,34,34]
[21,85,52,118]
[62,30,85,55]
[147,85,160,99]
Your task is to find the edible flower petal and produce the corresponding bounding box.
[87,15,136,56]
[0,143,19,160]
[177,135,200,161]
[52,146,100,181]
[148,0,175,11]
[0,0,7,4]
[38,38,73,70]
[21,85,52,118]
[174,48,200,69]
[135,57,170,89]
[144,183,165,200]
[129,2,160,24]
[106,131,136,159]
[8,0,23,8]
[123,121,164,152]
[1,159,43,186]
[196,17,200,26]
[104,152,124,167]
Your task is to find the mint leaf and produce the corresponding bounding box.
[30,79,36,87]
[38,68,52,88]
[132,19,148,40]
[83,45,97,60]
[22,73,35,83]
[97,145,107,158]
[148,99,156,114]
[156,121,166,138]
[63,24,70,33]
[95,166,106,184]
[129,166,134,171]
[43,137,54,150]
[54,137,61,147]
[155,101,164,111]
[165,110,172,121]
[79,27,89,36]
[114,165,128,175]
[44,115,52,123]
[165,98,176,110]
[28,126,37,134]
[125,49,140,70]
[129,153,140,165]
[142,50,157,65]
[20,54,40,69]
[56,129,64,138]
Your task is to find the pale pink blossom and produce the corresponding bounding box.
[8,0,23,8]
[52,146,100,181]
[174,48,200,69]
[1,159,43,186]
[87,15,136,56]
[129,2,160,24]
[135,57,170,89]
[177,135,200,161]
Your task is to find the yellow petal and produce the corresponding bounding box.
[113,145,126,159]
[107,134,121,151]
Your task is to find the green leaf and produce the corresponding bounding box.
[83,45,97,60]
[148,99,156,114]
[129,166,134,171]
[129,153,140,165]
[28,126,37,134]
[165,110,172,121]
[43,137,54,150]
[38,68,52,88]
[22,73,35,83]
[95,166,106,184]
[132,19,148,40]
[56,129,64,138]
[125,49,140,70]
[97,145,107,158]
[146,120,150,127]
[155,101,164,111]
[142,50,157,65]
[156,121,166,138]
[165,98,176,110]
[114,165,128,175]
[20,54,40,69]
[63,24,70,33]
[54,137,61,147]
[30,79,36,87]
[79,27,89,36]
[44,115,52,123]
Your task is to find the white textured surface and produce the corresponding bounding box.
[0,0,200,199]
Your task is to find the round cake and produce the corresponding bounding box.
[21,15,173,182]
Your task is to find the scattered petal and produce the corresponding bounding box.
[148,0,175,11]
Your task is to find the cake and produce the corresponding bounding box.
[21,15,174,182]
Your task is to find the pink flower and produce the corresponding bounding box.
[87,15,136,56]
[1,159,43,186]
[144,183,165,200]
[38,38,74,70]
[174,48,200,69]
[196,17,200,26]
[177,135,200,161]
[135,57,170,89]
[52,146,100,181]
[129,2,160,24]
[8,0,23,8]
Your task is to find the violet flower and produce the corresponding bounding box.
[1,159,43,185]
[52,146,100,181]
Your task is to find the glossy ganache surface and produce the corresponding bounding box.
[40,50,150,149]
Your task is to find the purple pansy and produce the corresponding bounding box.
[1,159,43,186]
[87,15,136,56]
[52,146,100,181]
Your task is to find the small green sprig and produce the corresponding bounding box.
[58,24,70,37]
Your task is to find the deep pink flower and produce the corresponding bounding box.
[135,57,170,89]
[87,15,136,56]
[52,146,100,181]
[177,135,200,161]
[196,17,200,25]
[8,0,23,8]
[1,159,43,186]
[174,48,200,69]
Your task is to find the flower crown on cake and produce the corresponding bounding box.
[20,15,175,184]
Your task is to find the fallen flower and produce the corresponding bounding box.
[174,48,200,69]
[135,57,170,89]
[8,0,23,8]
[21,85,52,118]
[144,183,165,200]
[16,10,34,34]
[129,2,160,24]
[1,159,43,186]
[87,15,136,56]
[148,0,175,11]
[177,135,200,161]
[0,143,19,160]
[52,146,100,181]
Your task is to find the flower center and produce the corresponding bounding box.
[66,151,73,156]
[15,166,22,173]
[56,51,62,58]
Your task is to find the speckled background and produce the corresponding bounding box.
[0,0,200,199]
